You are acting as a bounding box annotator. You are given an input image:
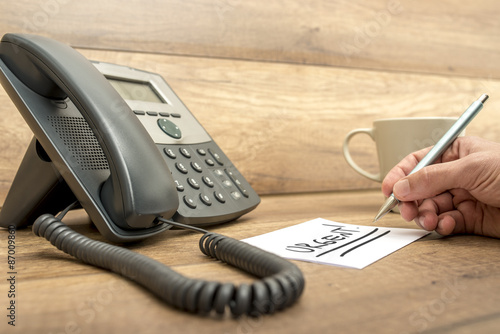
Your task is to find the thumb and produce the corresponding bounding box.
[393,162,460,202]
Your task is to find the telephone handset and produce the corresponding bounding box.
[0,33,260,242]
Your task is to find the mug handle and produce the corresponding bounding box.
[342,128,381,182]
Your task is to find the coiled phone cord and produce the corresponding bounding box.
[33,207,305,317]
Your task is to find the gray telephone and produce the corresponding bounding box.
[0,34,260,242]
[0,33,303,317]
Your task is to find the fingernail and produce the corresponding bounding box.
[418,216,426,229]
[394,179,410,198]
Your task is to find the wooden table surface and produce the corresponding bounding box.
[1,189,499,334]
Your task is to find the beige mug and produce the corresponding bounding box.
[343,117,461,182]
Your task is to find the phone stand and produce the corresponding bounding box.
[0,138,77,229]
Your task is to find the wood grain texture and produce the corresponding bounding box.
[0,0,499,78]
[0,190,499,333]
[2,48,500,202]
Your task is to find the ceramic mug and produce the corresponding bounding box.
[343,117,461,182]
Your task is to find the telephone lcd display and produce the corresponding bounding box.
[107,78,164,103]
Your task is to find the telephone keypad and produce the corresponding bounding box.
[160,143,257,225]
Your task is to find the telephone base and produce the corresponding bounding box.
[0,137,78,229]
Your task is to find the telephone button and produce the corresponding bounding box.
[205,158,215,167]
[175,162,188,174]
[202,176,214,188]
[197,148,207,156]
[187,177,200,189]
[171,113,181,118]
[231,191,242,200]
[164,148,176,159]
[133,110,145,115]
[179,147,191,158]
[159,112,170,117]
[214,191,226,203]
[183,196,197,209]
[208,149,224,165]
[240,188,249,197]
[191,162,202,173]
[146,111,158,116]
[225,169,249,197]
[174,180,184,192]
[157,119,182,139]
[199,193,212,206]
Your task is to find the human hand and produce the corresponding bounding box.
[382,136,500,238]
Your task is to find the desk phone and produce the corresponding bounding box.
[0,34,303,317]
[0,33,260,242]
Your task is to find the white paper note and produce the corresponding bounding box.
[242,218,429,269]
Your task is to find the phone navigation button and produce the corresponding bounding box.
[157,118,182,139]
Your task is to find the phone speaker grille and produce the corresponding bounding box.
[48,116,110,171]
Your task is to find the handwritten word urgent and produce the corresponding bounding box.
[285,224,390,258]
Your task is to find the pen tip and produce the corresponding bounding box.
[372,195,399,224]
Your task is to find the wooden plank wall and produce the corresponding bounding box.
[1,0,500,203]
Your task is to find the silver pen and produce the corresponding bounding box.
[372,94,489,223]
